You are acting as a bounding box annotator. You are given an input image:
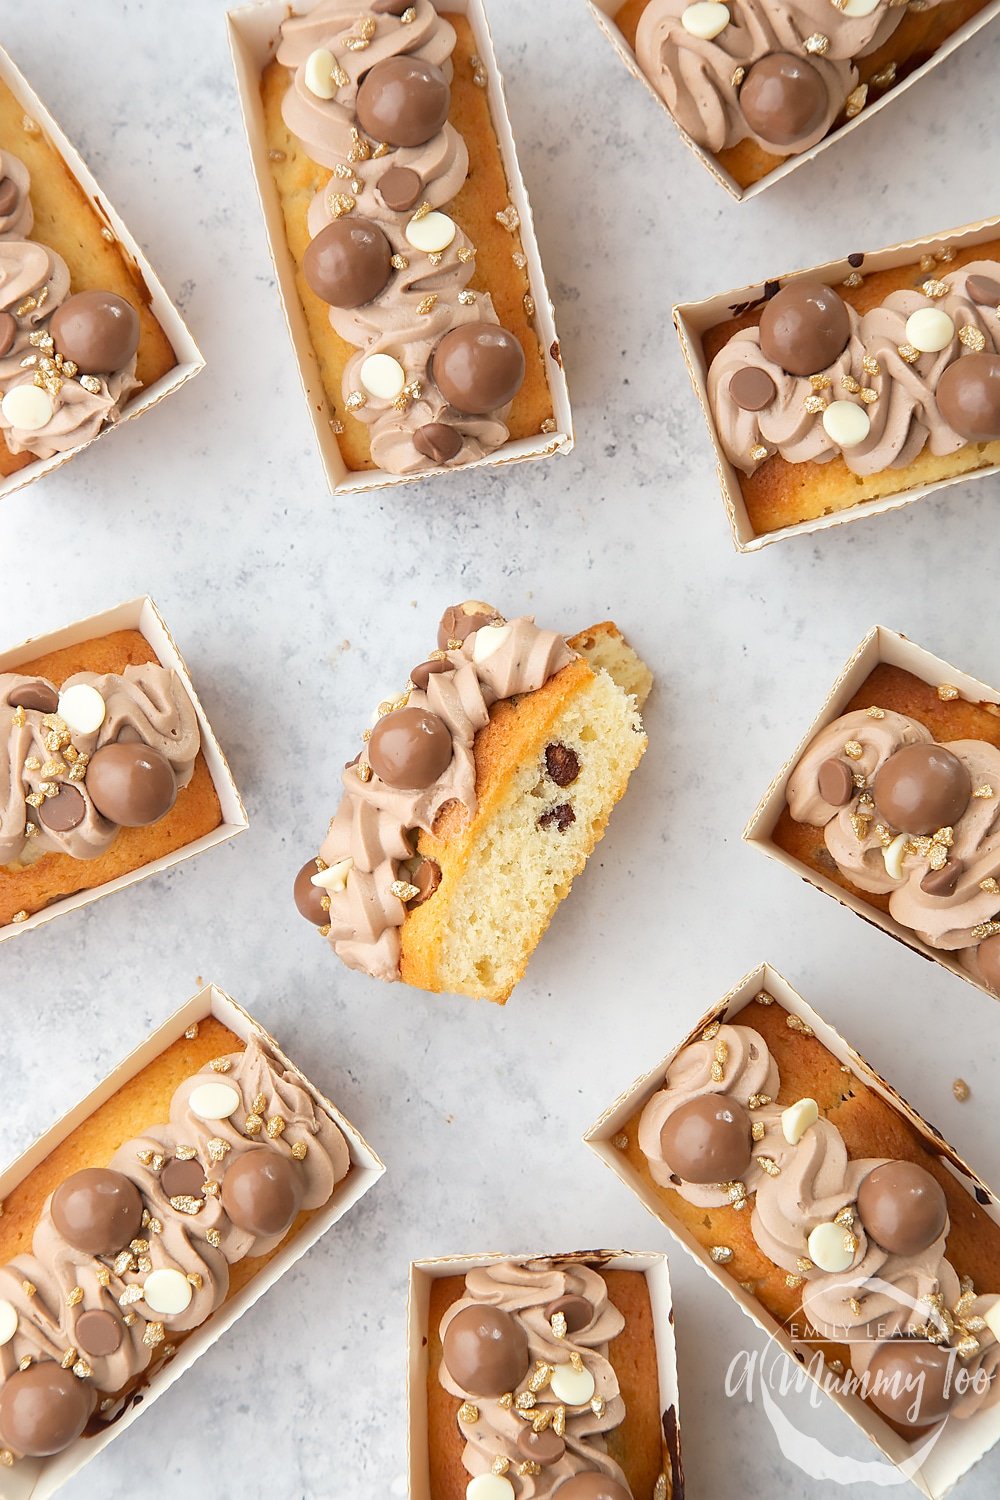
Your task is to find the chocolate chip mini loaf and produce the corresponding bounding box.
[263,0,555,476]
[294,602,651,1002]
[702,239,1000,534]
[0,627,223,926]
[0,1015,350,1466]
[428,1258,671,1499]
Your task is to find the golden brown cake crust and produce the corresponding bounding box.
[426,1267,666,1499]
[0,79,177,477]
[697,235,1000,535]
[772,661,1000,915]
[261,13,555,472]
[0,628,223,925]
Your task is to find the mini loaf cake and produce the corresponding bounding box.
[264,0,554,476]
[294,602,652,1002]
[0,1015,350,1466]
[777,662,1000,995]
[630,994,1000,1433]
[0,628,223,926]
[619,0,990,189]
[428,1257,673,1499]
[703,241,1000,534]
[0,81,176,470]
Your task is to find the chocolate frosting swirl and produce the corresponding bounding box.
[0,663,200,866]
[0,1038,349,1458]
[0,151,33,241]
[438,1260,630,1496]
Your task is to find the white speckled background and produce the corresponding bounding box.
[1,1,1000,1495]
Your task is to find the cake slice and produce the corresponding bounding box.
[294,604,651,1003]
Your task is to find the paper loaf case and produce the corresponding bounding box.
[584,961,1000,1499]
[227,0,573,495]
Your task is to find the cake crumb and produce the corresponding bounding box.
[953,1078,970,1102]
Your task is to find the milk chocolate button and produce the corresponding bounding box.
[294,859,330,925]
[920,857,964,897]
[728,366,776,412]
[977,933,1000,994]
[302,219,392,309]
[75,1308,123,1359]
[936,353,1000,442]
[0,1361,95,1457]
[409,658,453,691]
[866,1340,958,1427]
[738,53,828,149]
[356,57,451,148]
[221,1151,303,1238]
[0,177,18,217]
[37,784,85,833]
[432,325,525,414]
[543,1293,592,1333]
[759,279,851,376]
[659,1095,753,1185]
[818,757,855,807]
[378,165,422,212]
[414,421,462,464]
[0,310,16,358]
[552,1476,631,1500]
[438,601,496,648]
[367,706,452,789]
[966,274,1000,308]
[408,857,441,906]
[517,1426,566,1467]
[857,1161,947,1256]
[86,741,177,827]
[49,290,140,374]
[160,1157,206,1200]
[7,680,58,713]
[873,743,972,835]
[50,1168,143,1256]
[441,1304,529,1397]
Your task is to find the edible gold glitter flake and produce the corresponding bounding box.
[73,1359,93,1380]
[847,1297,863,1316]
[834,1205,855,1230]
[495,205,520,233]
[862,354,880,378]
[749,443,769,462]
[728,1182,748,1211]
[809,374,831,392]
[797,1256,814,1273]
[710,1245,734,1264]
[204,1180,220,1198]
[1,1450,14,1467]
[10,910,28,923]
[17,1356,32,1371]
[61,1348,77,1369]
[530,1408,552,1433]
[417,294,438,316]
[95,1266,111,1288]
[843,740,863,760]
[731,65,745,87]
[207,1137,230,1163]
[974,785,994,799]
[921,279,949,299]
[357,758,372,782]
[859,387,878,405]
[184,1022,200,1039]
[550,1310,567,1338]
[244,1113,263,1137]
[114,1250,136,1276]
[458,290,476,305]
[972,921,1000,940]
[747,1092,772,1110]
[21,1281,35,1298]
[528,1361,553,1392]
[956,1333,981,1360]
[851,812,871,842]
[872,61,897,87]
[327,193,356,218]
[552,1406,566,1437]
[702,1019,721,1040]
[122,1311,137,1327]
[758,1156,780,1177]
[569,1351,585,1373]
[523,293,535,318]
[143,1321,165,1348]
[458,1402,479,1423]
[207,1228,222,1248]
[389,254,409,273]
[841,375,861,395]
[897,342,920,364]
[751,1120,766,1142]
[79,374,102,395]
[519,1461,542,1477]
[291,1141,309,1161]
[209,1057,232,1074]
[954,1078,970,1102]
[711,1040,728,1082]
[266,1114,287,1140]
[841,271,863,289]
[66,1285,84,1308]
[786,1014,813,1036]
[413,200,433,221]
[400,5,417,19]
[11,706,25,727]
[344,33,371,49]
[169,1195,203,1216]
[498,1392,514,1409]
[804,31,829,53]
[118,1285,143,1307]
[785,1273,803,1289]
[866,705,885,719]
[959,325,986,352]
[756,990,775,1005]
[981,878,1000,894]
[844,84,867,117]
[515,1391,536,1411]
[920,253,938,273]
[803,393,826,415]
[844,1229,859,1256]
[653,1478,669,1500]
[591,1394,606,1418]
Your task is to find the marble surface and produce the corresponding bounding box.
[1,1,1000,1496]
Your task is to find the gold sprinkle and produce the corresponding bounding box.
[980,878,1000,894]
[169,1195,204,1215]
[974,785,994,799]
[804,32,830,54]
[204,1180,221,1199]
[859,387,878,405]
[61,1348,77,1370]
[809,374,832,392]
[804,393,826,415]
[400,4,417,18]
[458,246,475,264]
[327,193,356,219]
[866,705,885,719]
[747,1093,772,1110]
[206,1137,230,1163]
[710,1245,734,1264]
[390,254,409,271]
[266,1114,287,1139]
[786,1014,814,1036]
[291,1141,309,1161]
[357,758,373,782]
[797,1256,814,1272]
[872,61,897,87]
[786,1273,804,1289]
[515,1391,536,1411]
[143,1322,165,1348]
[72,1359,93,1380]
[184,1022,200,1040]
[17,1356,32,1371]
[21,1280,36,1298]
[550,1310,567,1338]
[751,1120,766,1142]
[209,1057,232,1074]
[530,1408,552,1433]
[113,1251,136,1277]
[749,443,769,462]
[848,1297,863,1316]
[66,1286,84,1308]
[897,342,920,364]
[122,1311,137,1327]
[756,990,775,1005]
[519,1461,542,1477]
[972,921,1000,940]
[417,294,438,316]
[95,1266,111,1288]
[1,1450,14,1466]
[758,1156,781,1178]
[413,200,433,221]
[495,205,520,233]
[528,1361,553,1392]
[731,65,745,88]
[570,1351,585,1373]
[711,1039,728,1083]
[844,82,868,116]
[591,1393,606,1418]
[934,682,960,701]
[844,740,863,760]
[953,1078,970,1102]
[523,293,536,318]
[841,375,861,395]
[498,1392,513,1409]
[207,1228,222,1248]
[552,1405,566,1437]
[959,324,987,353]
[458,1402,479,1423]
[921,278,949,299]
[862,354,880,378]
[243,1114,263,1137]
[702,1020,721,1040]
[118,1285,143,1307]
[10,910,29,923]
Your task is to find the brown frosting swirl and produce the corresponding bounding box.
[0,1038,349,1459]
[0,152,33,241]
[0,663,200,867]
[438,1260,630,1497]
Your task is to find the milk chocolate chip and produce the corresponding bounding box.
[37,785,85,833]
[545,743,580,788]
[49,290,140,374]
[0,310,16,358]
[818,757,855,807]
[738,53,828,149]
[552,1476,631,1500]
[517,1426,566,1467]
[920,858,964,897]
[873,743,971,835]
[976,932,1000,995]
[50,1168,144,1256]
[538,803,574,833]
[857,1161,947,1256]
[160,1157,206,1200]
[409,658,453,691]
[0,177,18,217]
[302,219,392,309]
[221,1151,303,1238]
[355,57,450,148]
[7,680,58,713]
[543,1293,592,1333]
[659,1096,753,1185]
[866,1340,959,1427]
[936,353,1000,442]
[85,741,177,827]
[75,1308,123,1359]
[294,859,330,925]
[759,280,851,376]
[367,706,453,789]
[966,275,1000,308]
[378,165,422,212]
[728,366,776,412]
[432,325,525,414]
[437,601,497,648]
[408,857,441,906]
[0,1361,95,1457]
[441,1304,529,1397]
[414,422,463,464]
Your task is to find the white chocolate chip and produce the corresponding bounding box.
[781,1097,819,1146]
[822,400,871,449]
[405,211,457,254]
[311,857,353,893]
[549,1360,597,1405]
[904,307,955,354]
[841,0,880,13]
[1,383,54,432]
[57,683,106,735]
[0,1299,17,1346]
[466,1479,515,1500]
[681,1,730,37]
[142,1268,193,1316]
[188,1082,241,1121]
[984,1300,1000,1343]
[883,831,909,880]
[471,623,513,665]
[360,353,406,401]
[304,48,339,100]
[807,1221,857,1273]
